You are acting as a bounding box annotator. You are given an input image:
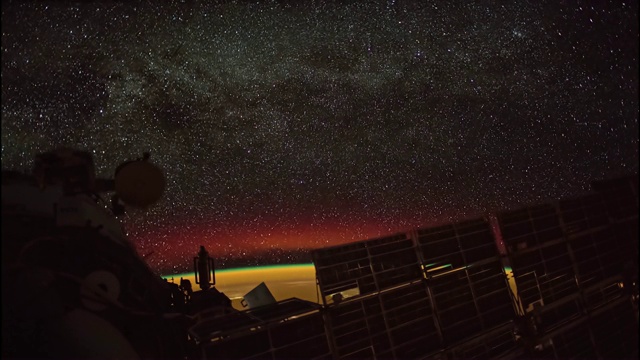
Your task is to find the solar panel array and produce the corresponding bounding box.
[592,174,638,279]
[558,194,625,310]
[312,234,443,359]
[495,174,638,358]
[311,217,524,359]
[193,299,331,360]
[325,282,441,359]
[310,175,636,359]
[415,218,516,348]
[497,203,582,332]
[192,174,637,359]
[312,233,423,300]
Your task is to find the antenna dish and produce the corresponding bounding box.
[114,161,165,208]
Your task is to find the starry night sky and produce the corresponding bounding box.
[2,1,638,275]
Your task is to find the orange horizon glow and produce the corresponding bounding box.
[128,209,493,274]
[131,214,450,251]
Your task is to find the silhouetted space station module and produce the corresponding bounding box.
[2,148,242,359]
[2,148,638,360]
[2,148,329,360]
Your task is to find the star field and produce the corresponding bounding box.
[2,1,638,275]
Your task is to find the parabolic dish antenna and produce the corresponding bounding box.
[114,161,165,208]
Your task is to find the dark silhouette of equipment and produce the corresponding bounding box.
[114,156,165,208]
[1,148,212,359]
[194,245,215,290]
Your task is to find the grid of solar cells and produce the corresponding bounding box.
[535,296,582,333]
[558,194,625,310]
[325,282,440,359]
[415,218,515,346]
[379,282,442,359]
[197,300,330,360]
[446,323,522,360]
[591,175,638,221]
[535,319,597,359]
[305,175,637,360]
[497,178,638,359]
[312,233,422,300]
[367,236,424,293]
[203,329,272,360]
[588,298,639,359]
[591,175,638,285]
[528,298,638,359]
[498,204,578,312]
[269,313,331,359]
[313,241,372,297]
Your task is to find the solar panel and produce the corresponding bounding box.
[380,282,442,359]
[535,319,597,359]
[498,204,578,311]
[588,298,639,359]
[326,294,394,358]
[312,233,422,301]
[415,218,516,346]
[202,329,271,360]
[367,236,423,292]
[499,203,565,252]
[196,299,330,360]
[304,175,638,360]
[313,241,371,298]
[558,194,626,310]
[270,313,331,359]
[498,186,638,359]
[529,297,639,360]
[446,323,521,360]
[325,282,441,359]
[496,202,586,340]
[591,174,638,221]
[591,175,639,289]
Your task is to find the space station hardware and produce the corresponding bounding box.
[195,245,215,290]
[4,149,170,358]
[310,174,637,360]
[2,148,225,359]
[1,148,327,359]
[2,148,638,359]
